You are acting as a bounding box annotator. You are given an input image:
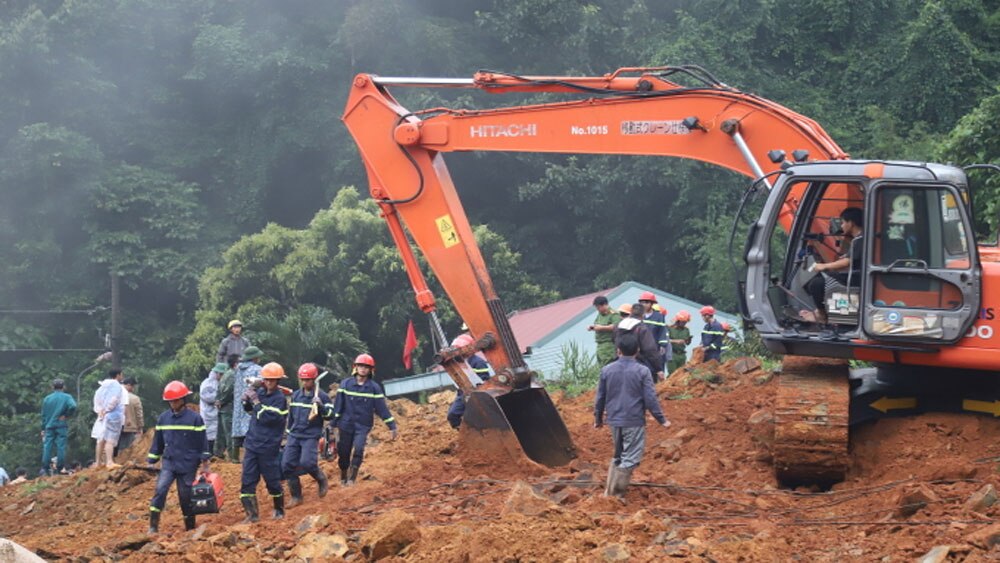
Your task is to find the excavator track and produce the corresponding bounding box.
[773,356,850,485]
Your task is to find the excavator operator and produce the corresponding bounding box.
[803,207,865,325]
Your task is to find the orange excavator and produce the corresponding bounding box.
[342,66,999,483]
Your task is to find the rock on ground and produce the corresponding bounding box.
[360,509,420,560]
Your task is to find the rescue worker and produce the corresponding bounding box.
[146,381,211,534]
[232,346,264,462]
[700,306,726,363]
[588,296,621,366]
[239,361,289,522]
[282,362,334,507]
[446,335,492,429]
[217,319,249,363]
[40,378,77,475]
[615,304,664,381]
[667,311,693,373]
[334,354,398,486]
[638,292,671,373]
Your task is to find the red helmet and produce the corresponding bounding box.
[297,363,319,379]
[675,311,691,323]
[721,322,732,331]
[260,362,286,379]
[162,381,192,401]
[639,291,657,303]
[451,334,474,348]
[700,305,716,316]
[354,353,375,368]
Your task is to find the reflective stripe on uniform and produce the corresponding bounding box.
[643,319,666,326]
[147,453,161,460]
[240,493,256,498]
[257,404,288,419]
[289,402,314,408]
[155,425,206,431]
[149,506,161,512]
[383,417,395,423]
[338,389,385,399]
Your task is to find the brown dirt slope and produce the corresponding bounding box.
[2,357,1000,561]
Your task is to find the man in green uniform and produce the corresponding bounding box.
[40,378,77,475]
[588,296,621,366]
[667,311,693,373]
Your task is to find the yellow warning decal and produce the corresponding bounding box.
[436,215,460,248]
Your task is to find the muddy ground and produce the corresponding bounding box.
[2,358,1000,562]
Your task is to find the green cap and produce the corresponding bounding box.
[212,362,228,373]
[241,346,263,360]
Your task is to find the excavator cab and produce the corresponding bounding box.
[742,161,982,354]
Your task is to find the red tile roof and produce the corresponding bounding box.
[508,286,613,352]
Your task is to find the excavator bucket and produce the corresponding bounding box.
[462,387,577,468]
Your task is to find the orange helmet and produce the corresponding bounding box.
[675,311,691,323]
[700,305,716,316]
[354,353,375,368]
[639,291,657,303]
[297,363,319,379]
[451,334,474,348]
[618,303,632,316]
[162,380,192,401]
[260,362,286,379]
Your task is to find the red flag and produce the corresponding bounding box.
[402,320,418,370]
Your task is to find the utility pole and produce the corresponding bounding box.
[110,272,121,370]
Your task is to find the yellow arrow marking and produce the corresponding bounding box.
[962,399,1000,417]
[869,396,917,413]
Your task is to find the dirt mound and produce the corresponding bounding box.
[3,357,1000,561]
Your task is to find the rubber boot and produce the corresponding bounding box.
[148,511,160,534]
[339,467,349,486]
[184,515,196,531]
[604,461,616,496]
[272,495,285,520]
[240,496,259,523]
[315,468,329,498]
[287,477,303,508]
[346,466,359,486]
[612,466,634,498]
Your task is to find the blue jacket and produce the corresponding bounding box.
[334,377,397,433]
[468,355,491,382]
[643,310,668,348]
[242,387,288,453]
[147,408,210,472]
[286,388,334,439]
[594,357,666,427]
[41,391,77,430]
[702,320,725,355]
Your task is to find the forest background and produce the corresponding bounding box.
[0,0,997,471]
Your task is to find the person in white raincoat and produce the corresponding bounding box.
[199,363,226,454]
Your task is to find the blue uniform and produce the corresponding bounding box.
[643,310,668,348]
[702,319,726,362]
[282,388,334,479]
[334,377,396,470]
[240,387,288,501]
[447,355,492,429]
[147,408,210,516]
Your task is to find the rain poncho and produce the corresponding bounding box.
[231,361,261,439]
[199,373,220,441]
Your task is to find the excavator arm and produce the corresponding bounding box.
[341,67,849,469]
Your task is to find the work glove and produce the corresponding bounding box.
[390,427,399,441]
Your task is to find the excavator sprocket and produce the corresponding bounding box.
[773,356,850,485]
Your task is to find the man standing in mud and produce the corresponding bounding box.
[594,333,669,498]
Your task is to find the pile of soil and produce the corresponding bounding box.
[2,357,1000,561]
